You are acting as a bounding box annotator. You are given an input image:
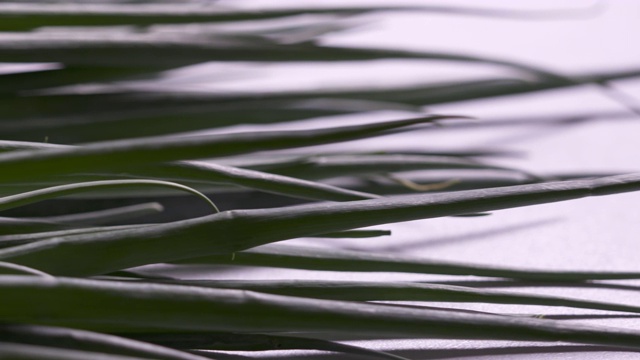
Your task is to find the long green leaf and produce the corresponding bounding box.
[0,97,414,143]
[0,4,391,30]
[0,180,217,213]
[17,160,380,202]
[3,69,638,144]
[0,324,214,360]
[0,115,451,183]
[179,242,640,283]
[127,160,380,202]
[0,341,162,360]
[0,261,51,277]
[9,36,631,116]
[0,227,385,250]
[286,68,640,106]
[4,276,640,350]
[0,140,66,153]
[2,173,640,276]
[0,141,382,202]
[0,217,70,235]
[311,229,391,238]
[127,331,410,360]
[0,31,584,85]
[0,66,166,95]
[23,203,164,226]
[0,225,150,249]
[245,154,523,180]
[4,68,638,118]
[0,3,602,31]
[161,279,640,315]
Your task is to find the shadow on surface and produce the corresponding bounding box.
[366,217,560,253]
[226,344,634,360]
[433,280,640,292]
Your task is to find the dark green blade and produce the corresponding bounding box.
[1,173,640,276]
[3,69,638,143]
[0,96,414,143]
[4,276,640,351]
[0,66,166,95]
[0,261,51,276]
[0,324,215,360]
[160,279,640,315]
[0,115,451,183]
[0,3,602,31]
[130,331,412,360]
[0,341,171,360]
[22,203,164,226]
[249,154,523,180]
[178,243,640,282]
[0,141,383,202]
[0,179,217,213]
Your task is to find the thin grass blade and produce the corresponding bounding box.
[1,174,640,276]
[0,324,215,360]
[0,141,382,202]
[4,276,640,350]
[0,217,70,235]
[0,115,452,183]
[160,279,640,315]
[0,341,169,360]
[251,154,525,180]
[0,66,166,95]
[128,331,412,360]
[179,243,640,282]
[0,180,217,213]
[0,225,150,249]
[128,161,380,202]
[24,202,164,226]
[0,261,51,277]
[0,97,412,143]
[0,3,603,31]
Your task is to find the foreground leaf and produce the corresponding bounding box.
[4,69,638,143]
[0,3,602,30]
[161,279,640,315]
[0,261,51,277]
[0,141,381,202]
[0,217,71,235]
[0,341,167,360]
[0,324,214,360]
[127,331,406,360]
[0,65,165,95]
[180,243,640,282]
[0,227,387,250]
[23,203,164,226]
[0,30,583,86]
[249,154,521,180]
[0,94,418,143]
[0,115,451,183]
[0,179,217,213]
[1,174,640,276]
[287,68,640,106]
[4,276,640,350]
[129,160,379,202]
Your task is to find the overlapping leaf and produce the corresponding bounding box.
[1,173,640,276]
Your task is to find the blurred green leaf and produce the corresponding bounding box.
[0,115,452,183]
